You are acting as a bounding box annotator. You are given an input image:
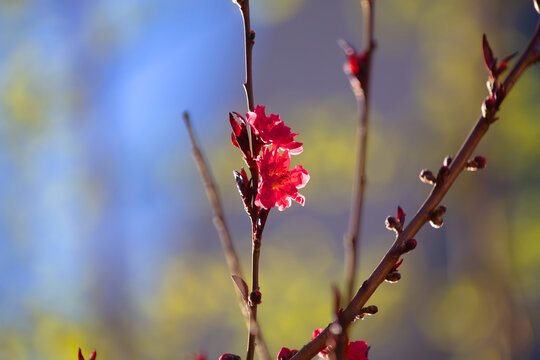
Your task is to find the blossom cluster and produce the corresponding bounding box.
[230,105,309,211]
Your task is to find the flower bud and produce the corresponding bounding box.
[466,155,487,171]
[430,217,443,229]
[443,156,453,167]
[385,272,401,283]
[385,216,402,233]
[419,169,436,185]
[249,289,262,305]
[400,238,417,254]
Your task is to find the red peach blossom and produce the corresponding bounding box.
[247,106,303,155]
[255,147,309,211]
[277,347,298,360]
[345,341,369,360]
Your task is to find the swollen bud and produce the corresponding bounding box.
[535,0,540,14]
[385,272,401,283]
[356,305,379,320]
[419,169,436,185]
[249,289,262,306]
[429,206,447,229]
[466,156,487,171]
[400,238,417,254]
[443,156,453,167]
[385,216,402,233]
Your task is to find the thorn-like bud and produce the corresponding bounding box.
[400,238,417,254]
[466,155,487,171]
[436,166,450,184]
[482,34,495,76]
[249,289,262,306]
[397,206,406,226]
[385,272,401,283]
[419,169,436,185]
[443,156,453,167]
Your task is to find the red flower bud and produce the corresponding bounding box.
[219,354,241,360]
[419,169,436,185]
[397,206,406,226]
[249,289,262,305]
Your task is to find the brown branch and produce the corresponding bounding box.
[235,0,256,112]
[291,18,540,360]
[344,0,376,303]
[232,2,265,360]
[182,112,271,360]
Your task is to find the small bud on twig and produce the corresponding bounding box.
[249,289,262,306]
[385,259,403,283]
[466,155,487,171]
[436,166,450,184]
[443,156,453,167]
[385,216,401,233]
[385,272,401,283]
[356,305,379,320]
[400,238,417,254]
[419,169,436,185]
[397,206,406,226]
[429,206,447,229]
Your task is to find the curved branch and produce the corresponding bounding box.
[291,17,540,360]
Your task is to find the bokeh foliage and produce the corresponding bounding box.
[0,0,539,359]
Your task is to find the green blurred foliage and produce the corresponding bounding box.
[1,0,540,359]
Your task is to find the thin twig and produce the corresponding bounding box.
[291,18,540,360]
[344,0,376,303]
[183,112,271,360]
[233,2,264,360]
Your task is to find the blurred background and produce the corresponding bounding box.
[0,0,539,359]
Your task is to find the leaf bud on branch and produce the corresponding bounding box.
[466,155,487,171]
[429,206,447,229]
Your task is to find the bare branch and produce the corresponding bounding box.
[291,18,540,360]
[183,112,271,360]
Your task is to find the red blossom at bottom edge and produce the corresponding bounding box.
[345,341,369,360]
[277,347,298,360]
